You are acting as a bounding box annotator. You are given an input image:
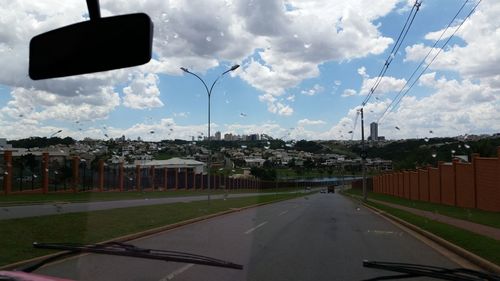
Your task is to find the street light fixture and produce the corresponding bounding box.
[49,129,63,138]
[180,64,240,204]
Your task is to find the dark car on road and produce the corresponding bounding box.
[327,185,335,193]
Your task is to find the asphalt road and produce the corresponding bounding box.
[35,192,458,281]
[0,192,302,220]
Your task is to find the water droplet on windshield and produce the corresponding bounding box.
[206,36,212,42]
[173,33,179,39]
[293,34,299,38]
[424,137,429,142]
[161,13,169,23]
[220,31,225,37]
[304,43,312,49]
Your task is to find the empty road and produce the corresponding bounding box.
[36,192,459,280]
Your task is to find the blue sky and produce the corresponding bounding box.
[1,0,498,141]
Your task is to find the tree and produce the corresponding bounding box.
[250,167,276,181]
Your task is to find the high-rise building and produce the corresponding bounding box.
[215,131,221,141]
[370,122,378,141]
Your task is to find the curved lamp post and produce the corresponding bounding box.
[180,64,240,204]
[49,129,63,138]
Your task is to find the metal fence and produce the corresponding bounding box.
[11,155,43,192]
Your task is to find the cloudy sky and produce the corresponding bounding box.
[0,0,498,141]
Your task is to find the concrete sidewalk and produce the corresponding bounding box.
[370,198,500,241]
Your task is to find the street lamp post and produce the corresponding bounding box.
[180,64,240,204]
[49,129,63,138]
[360,108,367,201]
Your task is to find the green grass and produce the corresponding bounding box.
[367,201,500,266]
[344,188,500,229]
[0,188,303,206]
[0,192,309,267]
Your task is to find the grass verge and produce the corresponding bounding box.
[0,188,303,206]
[0,192,307,267]
[344,188,500,229]
[366,200,500,266]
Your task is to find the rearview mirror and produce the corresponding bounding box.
[29,13,153,80]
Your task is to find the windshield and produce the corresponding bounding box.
[1,1,500,280]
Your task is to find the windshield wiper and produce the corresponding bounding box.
[362,260,500,281]
[21,242,243,273]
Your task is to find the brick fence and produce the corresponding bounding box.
[373,147,500,212]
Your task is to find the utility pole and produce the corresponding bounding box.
[360,108,367,201]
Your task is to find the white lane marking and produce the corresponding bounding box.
[367,230,403,236]
[278,210,288,216]
[244,221,268,234]
[159,263,194,281]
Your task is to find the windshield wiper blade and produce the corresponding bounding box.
[362,260,500,281]
[22,242,243,273]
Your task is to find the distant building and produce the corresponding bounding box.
[215,131,221,141]
[224,133,233,141]
[370,122,378,141]
[0,138,11,150]
[244,157,266,167]
[250,134,260,141]
[130,158,205,174]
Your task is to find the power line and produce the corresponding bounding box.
[378,0,481,124]
[361,0,422,106]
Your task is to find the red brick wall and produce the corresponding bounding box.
[440,164,455,206]
[390,173,395,196]
[385,174,389,194]
[398,172,404,197]
[475,158,500,212]
[455,163,475,209]
[382,174,387,194]
[371,147,500,212]
[403,171,410,199]
[428,168,440,203]
[418,169,429,201]
[410,172,419,200]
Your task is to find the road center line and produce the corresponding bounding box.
[159,263,194,281]
[278,210,288,216]
[244,221,268,234]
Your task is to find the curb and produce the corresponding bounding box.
[341,192,500,274]
[0,193,307,271]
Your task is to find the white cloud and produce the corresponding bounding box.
[236,0,398,113]
[404,2,500,84]
[342,89,357,97]
[301,84,324,96]
[258,93,294,116]
[173,112,190,118]
[297,119,326,126]
[122,72,164,109]
[348,75,500,139]
[357,66,369,78]
[359,76,407,95]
